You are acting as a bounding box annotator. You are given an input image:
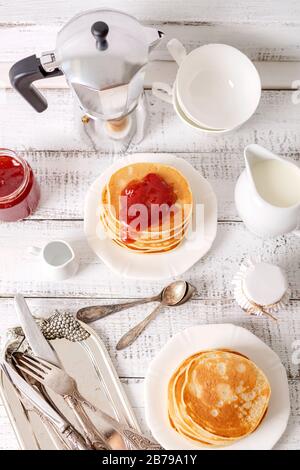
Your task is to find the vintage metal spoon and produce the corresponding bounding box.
[76,280,193,323]
[116,280,190,350]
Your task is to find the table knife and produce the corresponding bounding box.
[14,294,60,366]
[1,361,89,450]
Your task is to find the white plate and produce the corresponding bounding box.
[84,154,217,280]
[145,324,290,450]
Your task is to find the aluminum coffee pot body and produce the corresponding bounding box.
[9,9,163,120]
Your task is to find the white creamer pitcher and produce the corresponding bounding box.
[235,144,300,238]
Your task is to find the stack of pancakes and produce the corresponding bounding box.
[100,163,193,253]
[168,349,271,447]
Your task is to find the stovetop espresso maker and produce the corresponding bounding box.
[9,9,163,144]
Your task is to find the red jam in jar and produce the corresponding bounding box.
[0,149,40,222]
[120,173,177,241]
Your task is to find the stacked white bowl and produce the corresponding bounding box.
[153,40,261,134]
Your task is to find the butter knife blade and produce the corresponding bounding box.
[1,362,66,433]
[14,294,60,367]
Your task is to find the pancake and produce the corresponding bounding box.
[169,358,230,446]
[168,352,237,447]
[183,351,270,438]
[101,190,188,244]
[112,237,183,254]
[170,369,236,446]
[106,163,193,232]
[101,209,188,246]
[103,186,190,236]
[99,162,193,253]
[168,349,271,447]
[100,212,185,253]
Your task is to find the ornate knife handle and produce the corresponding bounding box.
[22,396,91,450]
[62,426,92,450]
[78,394,163,450]
[65,394,110,450]
[118,427,163,450]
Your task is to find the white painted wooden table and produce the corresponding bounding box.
[0,0,300,450]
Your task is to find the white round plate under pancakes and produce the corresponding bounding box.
[84,154,217,280]
[145,324,290,450]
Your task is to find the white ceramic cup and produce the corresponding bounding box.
[28,240,79,281]
[152,82,229,134]
[153,39,261,132]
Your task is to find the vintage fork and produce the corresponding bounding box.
[14,353,110,450]
[15,353,162,450]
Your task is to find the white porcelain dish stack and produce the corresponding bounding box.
[152,39,261,133]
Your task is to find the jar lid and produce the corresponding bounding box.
[243,262,288,306]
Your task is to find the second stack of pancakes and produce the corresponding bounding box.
[168,349,271,447]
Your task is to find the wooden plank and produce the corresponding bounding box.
[5,150,299,222]
[155,22,300,62]
[1,89,300,154]
[1,1,300,25]
[0,220,300,299]
[254,62,300,89]
[2,21,300,65]
[0,221,299,299]
[14,151,115,220]
[0,150,257,221]
[0,297,299,379]
[2,60,300,90]
[2,20,300,89]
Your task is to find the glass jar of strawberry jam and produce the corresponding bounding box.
[0,149,40,222]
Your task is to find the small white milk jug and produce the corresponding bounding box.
[235,144,300,238]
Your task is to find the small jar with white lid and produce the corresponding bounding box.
[232,257,290,320]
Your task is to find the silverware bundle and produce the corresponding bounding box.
[1,294,161,450]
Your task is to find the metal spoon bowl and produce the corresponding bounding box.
[161,280,187,306]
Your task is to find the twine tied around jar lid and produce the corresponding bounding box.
[241,288,280,321]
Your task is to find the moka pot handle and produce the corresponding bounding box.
[9,55,63,112]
